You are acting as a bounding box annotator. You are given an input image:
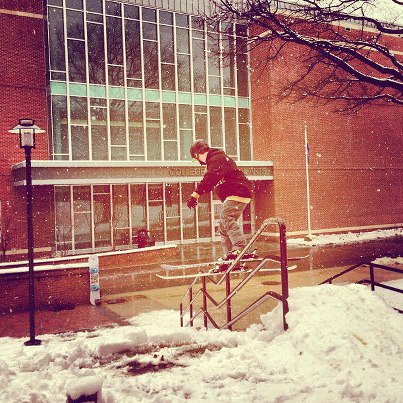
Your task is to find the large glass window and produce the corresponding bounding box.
[209,106,223,148]
[125,19,141,86]
[224,107,237,158]
[207,32,221,94]
[73,186,92,250]
[195,105,207,141]
[48,7,65,72]
[93,185,111,248]
[66,9,84,39]
[236,34,249,97]
[51,96,69,159]
[112,185,130,246]
[197,193,212,239]
[71,126,89,160]
[131,184,147,237]
[49,5,251,161]
[146,102,161,160]
[54,182,253,252]
[179,104,193,160]
[71,97,89,160]
[160,24,175,91]
[66,0,83,10]
[148,184,164,242]
[143,41,159,89]
[162,103,177,160]
[239,108,251,160]
[105,1,121,16]
[109,99,127,160]
[162,103,177,140]
[222,28,236,96]
[68,39,86,82]
[87,0,103,14]
[128,101,144,160]
[91,100,108,160]
[55,187,72,253]
[87,22,105,84]
[181,183,196,240]
[106,16,123,66]
[192,36,206,93]
[177,26,191,92]
[165,183,180,241]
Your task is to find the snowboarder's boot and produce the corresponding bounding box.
[210,261,247,274]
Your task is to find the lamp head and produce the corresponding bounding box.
[8,119,45,148]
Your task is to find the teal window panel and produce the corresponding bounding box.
[127,88,143,101]
[109,86,125,99]
[238,97,250,108]
[194,93,207,105]
[162,91,176,103]
[224,96,236,107]
[50,81,67,95]
[209,94,221,106]
[69,83,87,97]
[89,85,106,98]
[145,89,160,102]
[177,92,192,104]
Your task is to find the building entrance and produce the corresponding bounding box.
[54,182,255,255]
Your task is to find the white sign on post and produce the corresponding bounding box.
[89,255,101,305]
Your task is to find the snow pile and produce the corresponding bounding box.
[1,282,402,402]
[288,227,402,246]
[373,256,403,266]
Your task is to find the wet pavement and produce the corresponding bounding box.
[100,237,403,293]
[1,237,401,338]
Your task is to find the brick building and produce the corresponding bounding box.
[0,0,401,261]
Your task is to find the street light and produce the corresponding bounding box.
[9,119,45,346]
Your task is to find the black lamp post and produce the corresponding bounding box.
[9,119,45,346]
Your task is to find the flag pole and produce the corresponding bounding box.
[304,122,312,240]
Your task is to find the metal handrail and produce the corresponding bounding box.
[179,217,291,331]
[319,262,370,284]
[319,261,402,313]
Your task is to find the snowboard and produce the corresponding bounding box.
[160,254,308,271]
[89,255,101,305]
[156,264,297,280]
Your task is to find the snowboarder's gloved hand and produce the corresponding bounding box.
[187,196,198,209]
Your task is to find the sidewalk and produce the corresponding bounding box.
[0,304,129,339]
[1,239,401,338]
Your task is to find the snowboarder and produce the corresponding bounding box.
[187,139,253,269]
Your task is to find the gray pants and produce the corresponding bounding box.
[218,199,248,255]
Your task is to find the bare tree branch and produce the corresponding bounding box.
[212,0,403,111]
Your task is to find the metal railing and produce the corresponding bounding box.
[179,217,291,331]
[320,261,403,313]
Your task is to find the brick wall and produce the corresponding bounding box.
[0,2,49,252]
[0,246,178,313]
[250,38,403,234]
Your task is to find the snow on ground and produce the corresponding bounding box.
[288,227,402,246]
[1,280,402,402]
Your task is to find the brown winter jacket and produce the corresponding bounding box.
[195,148,252,202]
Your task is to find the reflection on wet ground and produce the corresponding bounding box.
[101,237,402,294]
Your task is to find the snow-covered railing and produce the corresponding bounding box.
[179,217,291,331]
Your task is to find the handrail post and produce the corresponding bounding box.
[279,219,289,331]
[189,287,193,327]
[226,272,232,330]
[202,276,208,329]
[180,303,183,327]
[370,263,375,291]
